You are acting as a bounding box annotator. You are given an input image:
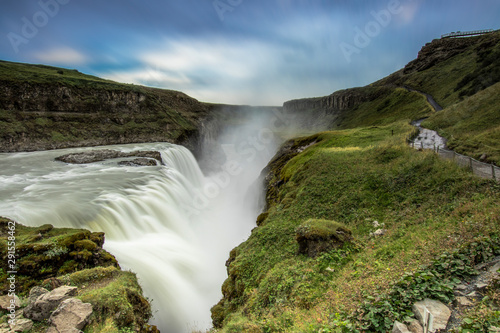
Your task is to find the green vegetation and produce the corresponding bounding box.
[212,32,500,329]
[337,87,432,129]
[0,218,151,332]
[0,60,213,152]
[212,121,500,331]
[423,82,500,165]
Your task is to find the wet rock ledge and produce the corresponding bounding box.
[55,149,162,165]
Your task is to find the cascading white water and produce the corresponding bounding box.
[0,106,322,331]
[0,134,276,332]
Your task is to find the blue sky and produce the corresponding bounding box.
[1,0,499,105]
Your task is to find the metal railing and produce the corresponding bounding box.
[410,141,499,181]
[441,29,495,39]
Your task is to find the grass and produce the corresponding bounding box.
[0,219,151,332]
[337,88,432,129]
[212,123,500,332]
[423,82,500,165]
[0,60,213,152]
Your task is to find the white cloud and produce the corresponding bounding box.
[100,37,289,105]
[33,47,88,65]
[105,68,191,87]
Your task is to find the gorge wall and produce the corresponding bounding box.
[0,61,215,152]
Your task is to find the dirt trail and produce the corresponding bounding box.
[404,86,447,150]
[402,85,443,111]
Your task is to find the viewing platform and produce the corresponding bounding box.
[441,29,495,39]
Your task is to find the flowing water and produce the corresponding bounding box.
[0,138,275,332]
[0,106,329,331]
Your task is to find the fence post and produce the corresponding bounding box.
[437,146,440,154]
[469,157,473,171]
[493,165,497,181]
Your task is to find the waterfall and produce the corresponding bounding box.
[0,106,306,331]
[0,139,273,332]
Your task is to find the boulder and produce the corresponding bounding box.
[295,219,352,258]
[413,298,451,331]
[0,294,20,310]
[455,296,473,307]
[392,321,411,333]
[370,229,387,237]
[47,298,93,332]
[24,286,77,321]
[408,319,424,333]
[27,286,49,304]
[9,318,33,332]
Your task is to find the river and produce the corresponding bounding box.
[0,136,274,332]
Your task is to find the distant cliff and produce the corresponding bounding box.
[0,61,214,152]
[283,30,500,126]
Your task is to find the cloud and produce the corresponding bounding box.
[395,0,421,26]
[32,47,88,66]
[100,37,286,105]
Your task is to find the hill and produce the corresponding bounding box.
[283,30,500,164]
[211,32,500,332]
[0,60,214,152]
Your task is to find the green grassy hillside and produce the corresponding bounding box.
[212,32,500,332]
[0,60,214,152]
[423,82,500,165]
[212,124,500,332]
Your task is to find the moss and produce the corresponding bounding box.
[296,219,352,241]
[77,269,152,331]
[256,212,269,226]
[58,260,78,275]
[74,239,98,251]
[296,219,353,258]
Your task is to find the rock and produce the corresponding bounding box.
[0,294,20,310]
[24,286,77,321]
[408,319,424,333]
[370,229,387,237]
[27,286,49,305]
[413,298,451,331]
[372,220,380,227]
[42,277,63,290]
[325,267,335,272]
[489,262,500,273]
[455,284,468,290]
[295,219,353,258]
[467,291,478,297]
[118,158,158,167]
[455,296,473,306]
[48,298,93,332]
[475,282,488,290]
[9,318,33,332]
[392,321,411,333]
[55,149,162,164]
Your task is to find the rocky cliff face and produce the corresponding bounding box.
[283,88,369,113]
[0,65,215,152]
[282,87,380,128]
[403,37,480,74]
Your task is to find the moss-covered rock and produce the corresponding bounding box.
[0,217,118,294]
[0,217,155,332]
[295,219,353,257]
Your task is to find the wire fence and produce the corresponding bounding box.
[410,141,499,181]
